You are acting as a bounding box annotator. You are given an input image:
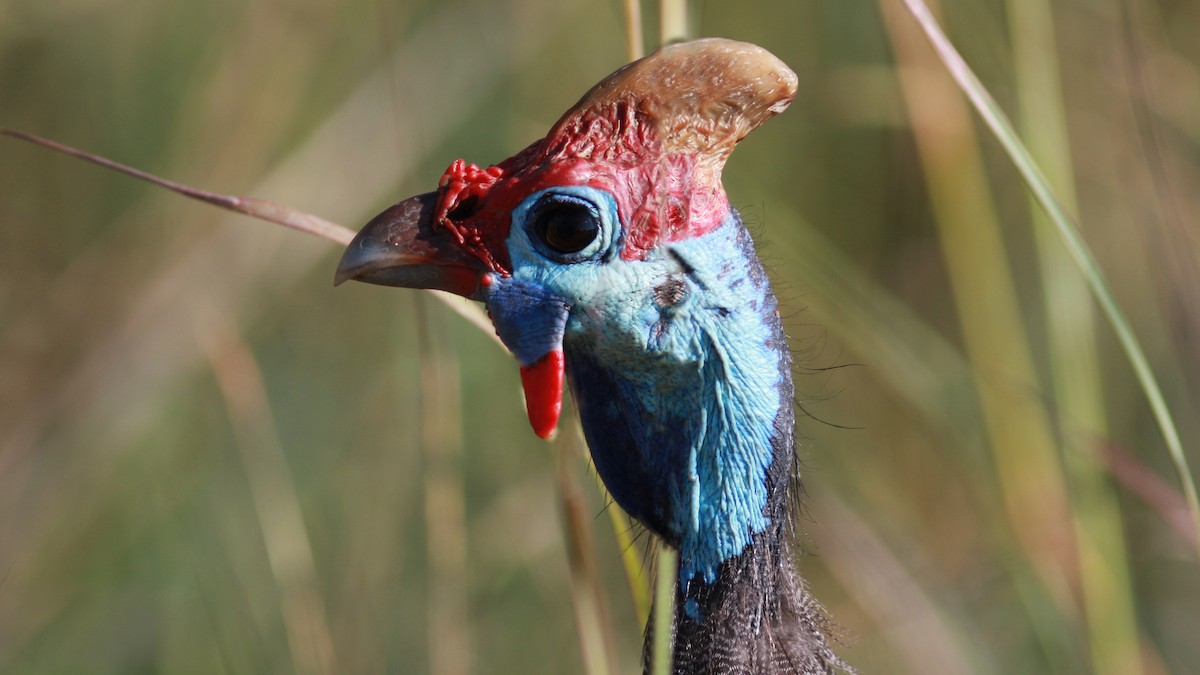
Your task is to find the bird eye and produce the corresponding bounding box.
[532,200,601,255]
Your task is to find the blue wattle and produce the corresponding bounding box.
[485,279,570,367]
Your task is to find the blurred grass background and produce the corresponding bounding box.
[2,0,1199,673]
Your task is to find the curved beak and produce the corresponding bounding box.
[334,192,487,298]
[338,192,565,440]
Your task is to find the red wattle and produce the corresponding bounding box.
[519,351,564,440]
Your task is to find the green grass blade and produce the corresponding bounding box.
[651,543,677,675]
[588,455,651,624]
[1007,0,1142,669]
[900,0,1200,557]
[554,431,621,675]
[879,0,1078,654]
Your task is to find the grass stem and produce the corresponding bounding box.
[624,0,645,61]
[659,0,687,45]
[1007,0,1143,669]
[898,0,1200,556]
[651,543,677,675]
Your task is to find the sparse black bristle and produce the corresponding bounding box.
[650,529,845,675]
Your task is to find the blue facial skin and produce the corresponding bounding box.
[482,186,792,603]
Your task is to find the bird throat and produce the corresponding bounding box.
[565,213,796,595]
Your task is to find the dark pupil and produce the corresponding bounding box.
[536,203,600,254]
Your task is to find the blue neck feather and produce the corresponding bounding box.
[485,201,842,672]
[563,210,794,596]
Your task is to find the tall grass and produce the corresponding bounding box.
[1,0,1198,673]
[1006,0,1141,670]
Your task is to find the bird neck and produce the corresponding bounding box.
[661,524,842,674]
[565,211,796,585]
[566,212,842,672]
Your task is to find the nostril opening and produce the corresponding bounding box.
[448,195,480,222]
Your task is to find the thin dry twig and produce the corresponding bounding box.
[1,127,354,246]
[624,0,644,61]
[0,127,504,349]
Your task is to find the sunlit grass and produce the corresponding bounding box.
[2,0,1198,673]
[899,0,1198,557]
[1007,0,1140,670]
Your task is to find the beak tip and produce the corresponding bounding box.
[331,192,485,297]
[333,246,368,287]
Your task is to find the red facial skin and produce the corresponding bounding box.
[432,101,726,438]
[432,100,730,276]
[422,39,796,438]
